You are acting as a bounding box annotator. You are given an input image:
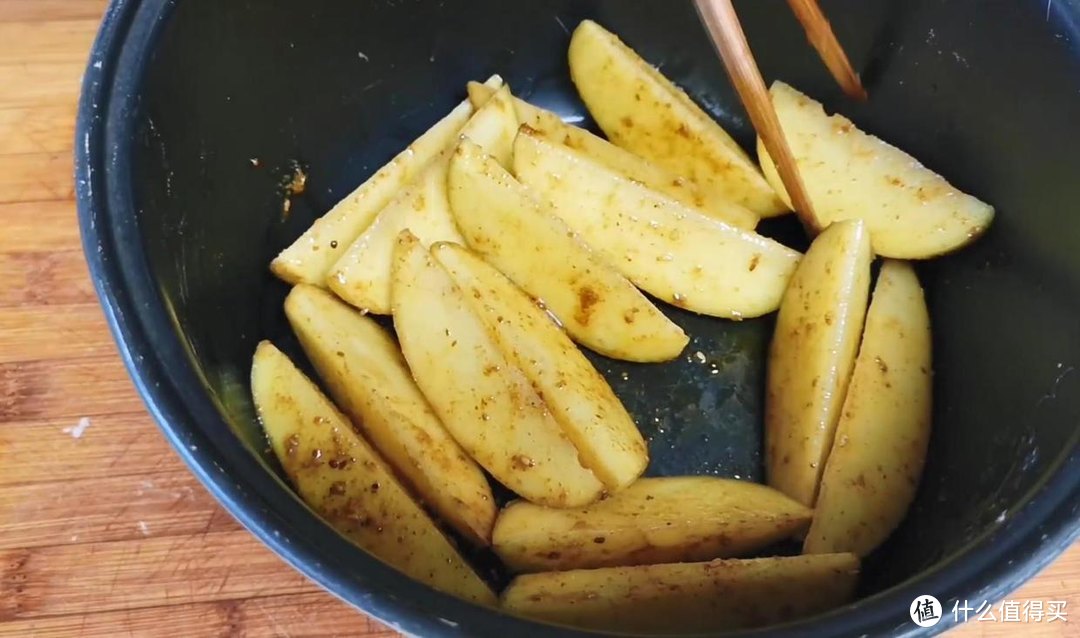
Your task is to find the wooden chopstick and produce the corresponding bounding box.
[693,0,818,222]
[787,0,867,100]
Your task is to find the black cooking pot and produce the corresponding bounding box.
[77,0,1080,635]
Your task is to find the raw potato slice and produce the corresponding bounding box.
[766,220,872,507]
[501,554,859,633]
[327,85,519,313]
[391,232,604,508]
[759,82,994,258]
[433,242,647,490]
[492,477,811,573]
[467,82,757,229]
[250,342,495,605]
[804,261,932,556]
[270,75,503,285]
[568,20,788,217]
[513,129,801,319]
[284,284,496,545]
[446,140,687,362]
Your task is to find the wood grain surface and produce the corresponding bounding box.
[0,2,1074,636]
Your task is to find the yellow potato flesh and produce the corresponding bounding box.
[391,232,604,508]
[766,220,872,507]
[492,477,811,573]
[567,20,787,217]
[327,85,519,314]
[467,81,757,229]
[284,284,496,545]
[270,75,502,286]
[805,261,932,556]
[759,81,994,258]
[433,242,647,490]
[501,553,859,633]
[446,140,687,362]
[513,129,801,319]
[250,341,495,605]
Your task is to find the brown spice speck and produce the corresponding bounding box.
[574,286,601,326]
[287,166,308,196]
[876,357,889,374]
[511,454,536,471]
[328,481,346,496]
[328,456,353,470]
[285,434,301,458]
[748,253,761,272]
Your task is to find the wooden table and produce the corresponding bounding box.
[0,1,1074,636]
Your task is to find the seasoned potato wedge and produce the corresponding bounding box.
[492,477,811,573]
[467,82,756,229]
[568,20,787,217]
[391,232,604,507]
[805,261,932,556]
[513,129,801,319]
[270,75,503,286]
[766,220,872,507]
[250,342,495,604]
[446,140,687,362]
[502,554,859,633]
[327,85,519,313]
[759,82,994,258]
[284,284,496,545]
[433,242,648,490]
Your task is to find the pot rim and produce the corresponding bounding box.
[75,1,1080,636]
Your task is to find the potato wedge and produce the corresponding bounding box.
[284,284,496,545]
[804,261,932,556]
[502,553,859,633]
[759,82,994,258]
[391,231,604,507]
[270,75,503,286]
[467,82,757,229]
[513,128,801,319]
[327,85,519,313]
[446,140,687,362]
[567,20,787,217]
[250,341,495,604]
[766,220,872,507]
[492,477,811,573]
[432,242,647,490]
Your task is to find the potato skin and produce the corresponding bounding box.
[759,82,994,258]
[501,554,859,633]
[284,284,496,546]
[270,75,503,286]
[326,85,519,314]
[250,341,495,605]
[433,242,648,491]
[804,261,932,556]
[467,82,757,229]
[391,231,604,508]
[493,477,811,572]
[446,139,688,363]
[568,20,787,217]
[766,220,872,507]
[513,129,801,319]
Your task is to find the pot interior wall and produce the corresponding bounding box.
[130,0,1080,604]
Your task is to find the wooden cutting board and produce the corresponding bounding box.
[0,1,1074,636]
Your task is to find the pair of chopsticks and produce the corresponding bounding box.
[694,0,864,221]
